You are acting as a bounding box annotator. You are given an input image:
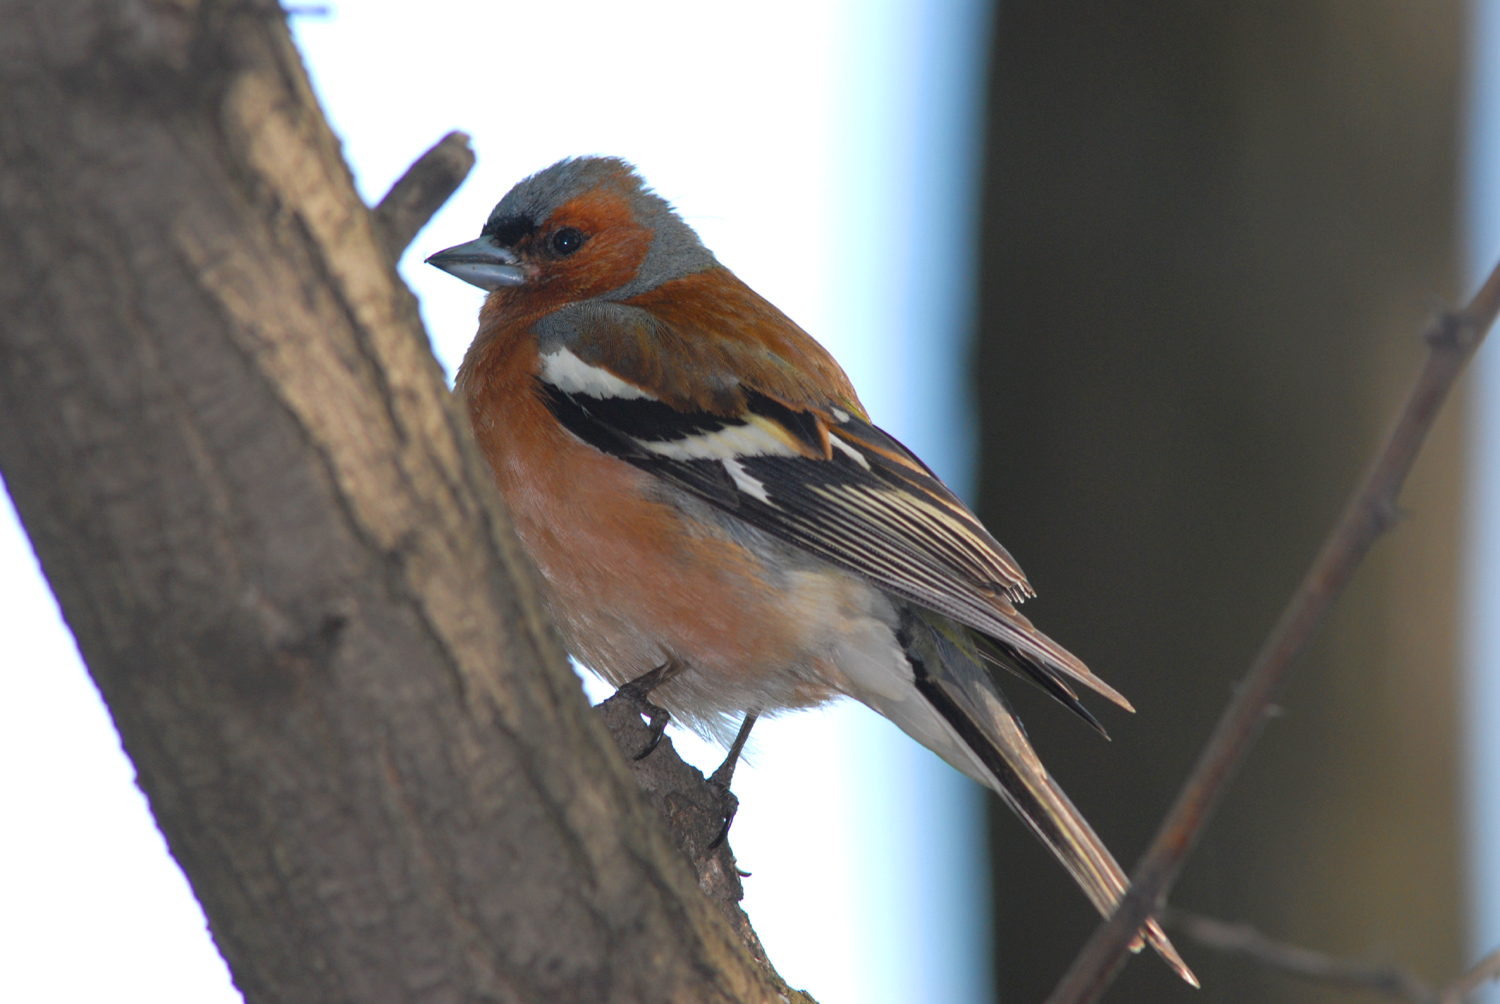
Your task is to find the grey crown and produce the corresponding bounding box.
[486,156,719,301]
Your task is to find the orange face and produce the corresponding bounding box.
[488,186,653,314]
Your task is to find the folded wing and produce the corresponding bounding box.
[536,332,1131,714]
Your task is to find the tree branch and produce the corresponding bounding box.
[1165,910,1437,1002]
[592,695,814,1003]
[1441,945,1500,1004]
[0,2,803,1001]
[1046,260,1500,1004]
[371,130,474,266]
[1165,910,1500,1004]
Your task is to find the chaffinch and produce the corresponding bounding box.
[427,156,1195,985]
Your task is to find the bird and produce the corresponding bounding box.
[426,155,1197,986]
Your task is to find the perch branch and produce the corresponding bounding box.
[592,695,816,1004]
[1046,257,1500,1004]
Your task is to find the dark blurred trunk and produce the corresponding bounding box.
[976,4,1466,1001]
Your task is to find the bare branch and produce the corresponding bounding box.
[1440,945,1500,1004]
[1168,911,1500,1004]
[371,130,475,264]
[1045,260,1500,1004]
[1165,910,1436,1003]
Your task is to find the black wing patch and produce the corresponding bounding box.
[540,381,741,507]
[537,377,1131,711]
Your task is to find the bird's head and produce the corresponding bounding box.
[426,157,716,310]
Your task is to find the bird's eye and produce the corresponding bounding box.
[550,227,585,257]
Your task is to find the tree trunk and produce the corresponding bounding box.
[0,2,799,1001]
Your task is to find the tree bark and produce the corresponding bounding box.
[0,2,801,1001]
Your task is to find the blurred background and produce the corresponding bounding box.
[1,2,1495,1003]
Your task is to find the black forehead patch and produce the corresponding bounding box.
[482,215,538,247]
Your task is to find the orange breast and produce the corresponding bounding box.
[457,322,843,720]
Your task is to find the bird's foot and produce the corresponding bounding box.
[613,660,681,760]
[706,711,758,849]
[706,787,739,851]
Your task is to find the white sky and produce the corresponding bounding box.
[0,3,995,1003]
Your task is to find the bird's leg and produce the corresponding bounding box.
[707,710,759,849]
[614,658,685,760]
[709,710,758,789]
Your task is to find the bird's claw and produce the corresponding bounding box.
[705,710,757,849]
[706,781,739,850]
[613,661,678,760]
[631,700,670,760]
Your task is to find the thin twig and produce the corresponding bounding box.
[371,131,475,264]
[1045,258,1500,1004]
[1165,910,1436,1003]
[1440,944,1500,1004]
[1169,911,1500,1004]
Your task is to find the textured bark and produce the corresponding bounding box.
[592,696,782,978]
[0,2,804,1002]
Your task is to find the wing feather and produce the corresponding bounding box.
[538,352,1133,713]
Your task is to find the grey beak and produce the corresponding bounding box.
[425,236,526,291]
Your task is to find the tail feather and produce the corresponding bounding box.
[973,631,1111,739]
[893,607,1199,988]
